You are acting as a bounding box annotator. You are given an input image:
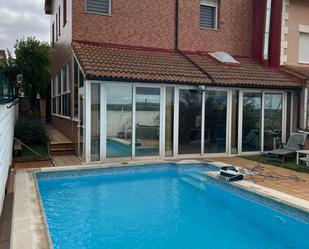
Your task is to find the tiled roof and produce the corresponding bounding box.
[72,41,211,85]
[282,65,309,80]
[187,54,301,88]
[72,40,301,88]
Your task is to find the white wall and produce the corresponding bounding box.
[0,102,17,214]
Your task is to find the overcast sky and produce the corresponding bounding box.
[0,0,49,52]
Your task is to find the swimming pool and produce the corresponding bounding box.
[36,163,309,249]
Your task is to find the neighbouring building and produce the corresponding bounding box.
[44,0,303,163]
[279,0,309,129]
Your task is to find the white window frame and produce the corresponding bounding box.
[52,63,71,118]
[238,89,287,155]
[298,30,309,64]
[85,0,112,16]
[200,0,218,30]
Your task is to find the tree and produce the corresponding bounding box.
[13,37,50,109]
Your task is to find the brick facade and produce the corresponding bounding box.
[178,0,253,56]
[71,0,253,56]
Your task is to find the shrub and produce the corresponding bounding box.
[15,116,48,145]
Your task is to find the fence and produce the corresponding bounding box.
[0,101,17,215]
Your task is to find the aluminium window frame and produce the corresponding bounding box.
[52,64,71,118]
[200,0,219,30]
[85,0,112,16]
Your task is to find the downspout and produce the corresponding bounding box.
[174,0,215,84]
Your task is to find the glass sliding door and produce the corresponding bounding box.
[90,84,100,161]
[179,89,202,154]
[231,90,239,154]
[204,90,227,153]
[264,93,283,151]
[78,94,84,160]
[106,85,133,158]
[165,87,174,157]
[242,92,262,152]
[135,87,160,157]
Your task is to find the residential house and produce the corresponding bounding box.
[279,0,309,129]
[44,0,302,163]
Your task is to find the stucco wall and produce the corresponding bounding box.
[0,103,17,214]
[282,0,309,65]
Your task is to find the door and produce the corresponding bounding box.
[78,94,84,160]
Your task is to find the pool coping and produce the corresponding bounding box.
[11,160,309,249]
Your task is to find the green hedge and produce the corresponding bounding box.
[15,116,48,145]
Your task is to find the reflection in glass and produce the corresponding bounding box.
[264,93,283,151]
[242,92,262,152]
[165,87,174,157]
[91,84,100,161]
[135,87,160,156]
[106,85,132,158]
[79,95,84,160]
[179,89,202,154]
[231,90,239,154]
[286,92,291,139]
[204,91,227,153]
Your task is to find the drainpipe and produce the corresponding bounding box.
[174,0,215,84]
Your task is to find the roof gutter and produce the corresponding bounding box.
[174,0,215,84]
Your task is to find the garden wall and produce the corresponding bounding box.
[0,102,17,215]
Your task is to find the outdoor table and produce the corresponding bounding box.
[296,150,309,167]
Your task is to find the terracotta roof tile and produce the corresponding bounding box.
[187,54,301,88]
[72,41,211,85]
[282,65,309,80]
[72,41,301,89]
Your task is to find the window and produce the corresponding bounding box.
[200,0,218,29]
[86,0,111,15]
[63,0,67,26]
[52,23,55,47]
[52,63,71,117]
[56,14,58,40]
[58,7,61,36]
[299,32,309,64]
[73,59,79,118]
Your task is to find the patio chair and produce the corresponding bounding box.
[266,133,307,163]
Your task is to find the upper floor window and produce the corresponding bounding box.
[86,0,111,15]
[299,32,309,64]
[56,13,58,40]
[63,0,67,26]
[52,22,55,47]
[58,6,61,36]
[200,0,218,29]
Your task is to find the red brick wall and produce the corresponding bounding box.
[72,0,176,49]
[72,0,253,56]
[50,0,73,76]
[51,115,77,142]
[178,0,253,56]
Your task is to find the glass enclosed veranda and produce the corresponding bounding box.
[78,81,295,163]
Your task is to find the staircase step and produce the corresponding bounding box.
[49,141,75,156]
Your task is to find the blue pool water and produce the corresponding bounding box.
[37,164,309,249]
[107,139,158,157]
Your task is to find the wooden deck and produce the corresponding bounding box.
[47,126,72,143]
[52,155,83,167]
[46,126,82,166]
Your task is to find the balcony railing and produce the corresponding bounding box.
[0,71,16,104]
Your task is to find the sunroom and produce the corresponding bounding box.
[69,41,301,163]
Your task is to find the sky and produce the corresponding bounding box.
[0,0,49,53]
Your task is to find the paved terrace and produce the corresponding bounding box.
[211,157,309,201]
